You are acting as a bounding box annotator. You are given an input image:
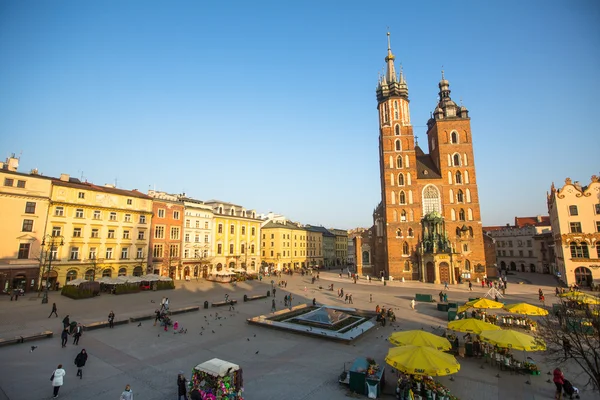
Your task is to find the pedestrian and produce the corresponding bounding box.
[108,311,115,328]
[481,280,485,288]
[177,371,188,400]
[553,368,564,400]
[411,299,416,310]
[349,294,353,304]
[164,297,170,311]
[443,293,448,303]
[173,321,179,331]
[50,363,66,398]
[283,294,288,307]
[49,303,58,318]
[562,337,571,357]
[62,315,70,329]
[494,295,499,303]
[439,291,444,302]
[375,304,380,314]
[344,294,349,303]
[120,384,134,400]
[273,288,276,298]
[271,299,276,312]
[74,349,88,379]
[468,281,473,291]
[367,275,371,283]
[73,323,82,345]
[229,299,235,311]
[61,328,69,348]
[154,309,161,326]
[224,293,229,303]
[190,386,201,400]
[160,296,166,311]
[340,288,344,298]
[444,281,449,290]
[369,294,372,303]
[312,298,316,306]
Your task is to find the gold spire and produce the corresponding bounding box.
[385,32,396,83]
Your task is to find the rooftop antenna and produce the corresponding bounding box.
[114,177,118,187]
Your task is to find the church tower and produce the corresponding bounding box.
[373,34,487,284]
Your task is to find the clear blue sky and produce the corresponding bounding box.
[1,1,598,230]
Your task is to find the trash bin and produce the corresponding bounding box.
[244,294,248,302]
[203,301,209,309]
[267,290,270,297]
[465,342,474,357]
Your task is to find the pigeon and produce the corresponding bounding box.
[137,323,142,327]
[255,351,259,354]
[151,300,155,303]
[219,324,222,326]
[30,346,37,352]
[212,330,215,334]
[495,374,500,378]
[200,332,203,336]
[158,334,160,337]
[247,338,250,341]
[253,334,256,337]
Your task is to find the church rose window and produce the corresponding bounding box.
[422,185,441,215]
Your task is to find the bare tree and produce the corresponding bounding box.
[537,298,600,390]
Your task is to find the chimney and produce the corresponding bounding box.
[30,168,39,175]
[536,215,542,223]
[60,173,70,182]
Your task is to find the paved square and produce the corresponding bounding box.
[0,272,592,399]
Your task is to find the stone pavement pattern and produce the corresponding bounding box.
[0,271,593,399]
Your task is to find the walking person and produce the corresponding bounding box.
[73,323,82,345]
[74,349,88,379]
[164,298,170,311]
[439,291,444,302]
[62,315,70,329]
[120,384,134,400]
[273,288,276,298]
[108,311,115,328]
[154,309,161,326]
[348,294,353,304]
[160,297,166,311]
[177,371,188,400]
[444,281,449,290]
[60,328,69,348]
[369,294,372,303]
[344,294,349,303]
[553,368,564,400]
[468,281,473,291]
[271,299,276,312]
[50,364,66,398]
[411,299,416,310]
[49,302,58,318]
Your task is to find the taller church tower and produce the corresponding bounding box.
[374,34,487,284]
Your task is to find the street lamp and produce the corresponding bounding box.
[40,234,64,304]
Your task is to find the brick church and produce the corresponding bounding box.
[356,34,487,284]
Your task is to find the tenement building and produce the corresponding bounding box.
[547,176,600,287]
[365,34,487,283]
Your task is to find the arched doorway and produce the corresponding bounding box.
[216,263,223,271]
[42,270,58,289]
[118,268,127,276]
[84,269,94,281]
[510,262,516,271]
[184,267,190,278]
[520,263,525,272]
[228,262,235,270]
[102,268,112,278]
[133,266,143,277]
[12,274,27,291]
[529,263,536,273]
[426,262,435,283]
[500,261,506,270]
[439,262,450,284]
[574,267,592,287]
[65,270,77,284]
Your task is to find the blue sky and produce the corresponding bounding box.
[1,1,598,229]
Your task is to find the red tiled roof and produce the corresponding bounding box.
[482,226,507,232]
[514,216,550,228]
[52,179,151,199]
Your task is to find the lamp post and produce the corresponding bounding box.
[41,234,64,304]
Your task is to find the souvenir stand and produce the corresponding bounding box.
[348,357,385,399]
[191,358,244,400]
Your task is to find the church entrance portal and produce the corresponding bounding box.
[426,262,435,283]
[439,262,450,284]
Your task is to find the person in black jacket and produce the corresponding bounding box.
[177,371,188,400]
[74,349,88,379]
[62,315,70,329]
[60,328,69,348]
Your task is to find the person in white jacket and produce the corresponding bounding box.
[51,364,66,398]
[120,384,134,400]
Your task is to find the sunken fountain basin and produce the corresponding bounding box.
[247,304,376,343]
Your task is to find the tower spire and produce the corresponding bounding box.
[385,32,397,83]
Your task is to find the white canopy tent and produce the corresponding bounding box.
[65,278,89,286]
[194,358,240,377]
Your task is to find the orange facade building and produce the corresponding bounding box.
[368,34,487,283]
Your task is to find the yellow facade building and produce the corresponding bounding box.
[548,175,600,287]
[330,228,349,266]
[204,201,261,273]
[0,156,52,293]
[45,174,153,285]
[260,220,308,271]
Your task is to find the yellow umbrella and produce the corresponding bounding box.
[579,294,600,305]
[388,330,452,351]
[558,291,586,298]
[385,345,460,376]
[458,298,504,313]
[479,329,546,351]
[448,318,502,334]
[504,303,548,316]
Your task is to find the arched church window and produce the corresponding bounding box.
[422,184,441,215]
[398,173,405,186]
[457,189,464,203]
[408,228,413,237]
[465,260,471,271]
[401,210,407,222]
[396,155,403,168]
[451,131,459,144]
[453,154,461,166]
[404,261,411,271]
[383,103,389,123]
[395,124,400,135]
[396,228,402,237]
[399,191,406,204]
[395,139,401,151]
[394,101,399,120]
[456,227,461,237]
[402,242,409,255]
[468,227,474,237]
[455,171,462,184]
[459,209,466,221]
[390,173,395,186]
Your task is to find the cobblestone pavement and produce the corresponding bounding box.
[0,271,594,399]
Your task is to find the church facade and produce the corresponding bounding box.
[363,34,487,284]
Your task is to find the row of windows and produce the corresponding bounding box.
[215,206,256,219]
[388,154,411,169]
[67,246,145,261]
[54,206,147,223]
[154,226,180,240]
[183,249,209,259]
[569,242,600,259]
[184,233,210,243]
[568,204,600,216]
[157,208,180,220]
[395,228,414,238]
[262,250,314,257]
[217,224,256,236]
[447,153,468,167]
[51,226,146,240]
[448,170,470,185]
[152,244,181,258]
[389,172,412,186]
[185,219,210,229]
[3,177,26,188]
[215,243,255,255]
[497,240,533,248]
[65,266,144,281]
[497,249,535,258]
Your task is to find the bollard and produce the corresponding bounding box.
[267,290,271,297]
[203,301,209,309]
[244,294,248,302]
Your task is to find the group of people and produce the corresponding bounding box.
[50,362,133,399]
[374,304,396,326]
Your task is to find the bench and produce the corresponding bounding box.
[415,294,433,302]
[244,294,268,302]
[83,319,129,331]
[170,306,200,315]
[468,297,480,302]
[0,331,53,347]
[211,300,238,307]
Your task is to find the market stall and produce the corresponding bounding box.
[206,271,236,283]
[191,358,243,400]
[344,357,385,399]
